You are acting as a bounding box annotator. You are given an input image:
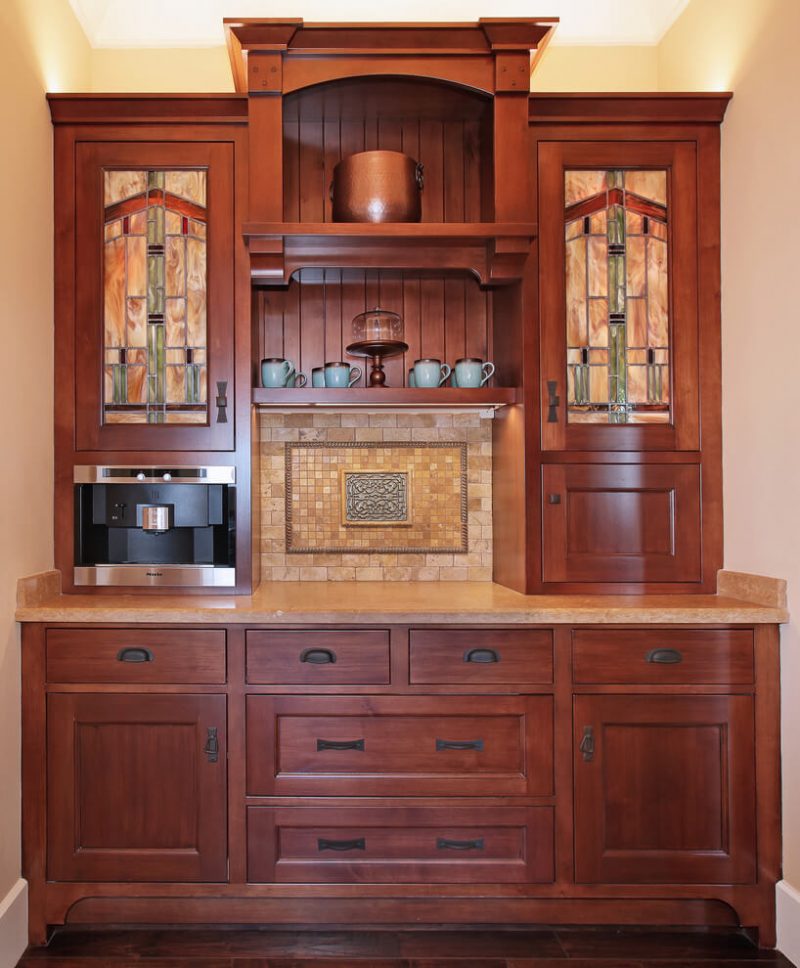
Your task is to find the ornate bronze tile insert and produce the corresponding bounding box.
[341,471,411,526]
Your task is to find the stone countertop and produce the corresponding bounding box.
[14,578,788,625]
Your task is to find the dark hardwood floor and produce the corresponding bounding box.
[15,927,798,968]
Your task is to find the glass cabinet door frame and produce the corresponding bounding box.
[539,140,699,452]
[74,140,235,452]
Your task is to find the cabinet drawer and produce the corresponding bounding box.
[572,629,754,685]
[248,805,554,884]
[246,629,389,685]
[46,628,226,684]
[247,695,552,797]
[409,628,553,685]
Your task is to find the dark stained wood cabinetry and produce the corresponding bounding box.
[573,694,756,885]
[21,620,782,947]
[47,692,227,883]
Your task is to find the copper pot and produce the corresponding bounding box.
[331,150,424,223]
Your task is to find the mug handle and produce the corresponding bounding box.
[283,360,295,379]
[294,373,307,388]
[480,361,496,386]
[348,366,362,388]
[438,363,452,387]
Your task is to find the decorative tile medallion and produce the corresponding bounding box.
[341,471,411,526]
[286,442,467,553]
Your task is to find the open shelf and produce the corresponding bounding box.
[251,386,517,410]
[245,222,537,286]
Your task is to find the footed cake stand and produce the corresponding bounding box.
[345,339,408,387]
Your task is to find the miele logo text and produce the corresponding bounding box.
[146,572,164,577]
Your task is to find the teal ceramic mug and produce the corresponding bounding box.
[311,367,325,388]
[453,357,495,388]
[261,358,295,387]
[324,362,362,388]
[412,358,451,388]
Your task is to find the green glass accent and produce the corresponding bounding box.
[147,205,165,246]
[155,325,165,404]
[607,205,625,245]
[147,254,164,313]
[147,170,165,190]
[606,169,623,189]
[187,364,200,403]
[608,254,626,313]
[609,322,628,423]
[112,364,126,404]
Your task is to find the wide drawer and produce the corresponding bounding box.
[246,629,390,685]
[572,629,754,685]
[409,628,553,685]
[247,695,553,796]
[46,628,226,684]
[247,805,554,884]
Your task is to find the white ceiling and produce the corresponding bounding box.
[67,0,690,48]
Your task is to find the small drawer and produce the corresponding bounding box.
[246,629,390,685]
[247,695,553,797]
[46,628,226,684]
[409,628,553,685]
[572,629,754,685]
[247,804,554,884]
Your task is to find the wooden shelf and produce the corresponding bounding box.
[245,223,537,287]
[252,386,518,410]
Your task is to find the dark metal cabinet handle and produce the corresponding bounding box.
[300,648,337,665]
[203,727,219,763]
[546,380,560,422]
[437,837,484,851]
[464,648,500,664]
[436,738,484,752]
[116,647,154,663]
[215,381,228,424]
[579,726,594,762]
[318,837,365,852]
[317,738,365,751]
[646,648,684,665]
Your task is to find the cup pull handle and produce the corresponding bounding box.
[464,648,500,664]
[646,648,683,664]
[436,738,484,752]
[318,837,365,852]
[301,648,337,665]
[317,738,365,751]
[116,647,154,663]
[437,837,484,851]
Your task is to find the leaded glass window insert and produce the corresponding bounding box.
[103,169,208,424]
[564,169,670,424]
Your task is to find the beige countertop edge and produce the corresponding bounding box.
[14,601,788,625]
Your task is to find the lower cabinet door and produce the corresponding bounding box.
[47,693,227,882]
[574,695,756,884]
[247,805,554,884]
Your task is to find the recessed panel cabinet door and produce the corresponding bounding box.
[74,141,235,451]
[574,695,756,884]
[47,693,227,882]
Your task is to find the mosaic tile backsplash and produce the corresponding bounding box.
[259,412,492,581]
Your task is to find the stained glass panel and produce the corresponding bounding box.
[103,168,208,425]
[564,169,670,425]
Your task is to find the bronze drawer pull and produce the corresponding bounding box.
[437,837,484,851]
[203,727,219,763]
[436,738,484,752]
[464,648,500,664]
[318,837,366,852]
[317,738,365,751]
[300,648,337,664]
[116,647,154,663]
[215,381,228,423]
[646,648,683,664]
[546,380,560,422]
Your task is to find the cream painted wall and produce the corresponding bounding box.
[87,43,659,94]
[660,0,800,950]
[0,0,89,961]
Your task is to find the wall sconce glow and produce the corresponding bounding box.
[44,71,63,93]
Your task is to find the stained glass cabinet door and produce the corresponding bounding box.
[74,141,235,451]
[539,141,699,452]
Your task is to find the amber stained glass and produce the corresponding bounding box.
[103,169,207,424]
[565,169,670,424]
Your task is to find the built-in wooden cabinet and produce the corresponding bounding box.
[21,620,782,946]
[47,692,227,882]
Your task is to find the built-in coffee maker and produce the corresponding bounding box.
[74,466,236,587]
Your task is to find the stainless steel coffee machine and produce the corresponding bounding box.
[74,465,236,587]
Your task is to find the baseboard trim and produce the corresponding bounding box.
[0,879,27,968]
[777,880,800,963]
